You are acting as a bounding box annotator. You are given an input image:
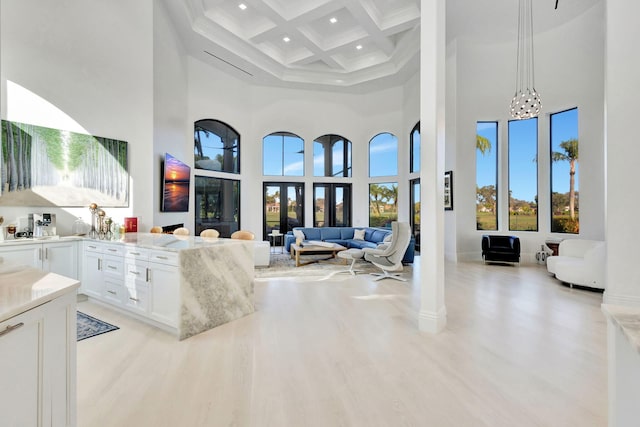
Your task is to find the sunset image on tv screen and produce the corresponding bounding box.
[162,153,190,212]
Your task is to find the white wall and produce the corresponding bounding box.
[0,0,154,234]
[605,0,640,306]
[451,3,605,262]
[187,58,407,239]
[153,1,189,229]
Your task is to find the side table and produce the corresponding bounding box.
[545,239,563,256]
[268,233,284,253]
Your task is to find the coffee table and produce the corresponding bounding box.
[290,242,347,267]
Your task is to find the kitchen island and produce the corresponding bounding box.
[0,264,79,426]
[81,233,255,340]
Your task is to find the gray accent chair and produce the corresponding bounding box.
[362,222,412,282]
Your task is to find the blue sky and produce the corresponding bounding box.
[476,108,578,203]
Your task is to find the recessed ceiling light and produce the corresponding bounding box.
[356,44,363,50]
[330,17,337,24]
[238,3,247,10]
[283,36,291,43]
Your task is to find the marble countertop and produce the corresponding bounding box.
[0,233,249,253]
[602,304,640,354]
[100,233,249,252]
[0,264,80,323]
[0,235,83,246]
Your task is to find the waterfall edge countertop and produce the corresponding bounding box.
[602,304,640,354]
[0,264,80,322]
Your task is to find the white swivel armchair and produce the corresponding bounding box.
[362,221,412,282]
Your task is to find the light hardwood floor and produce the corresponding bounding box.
[77,258,607,426]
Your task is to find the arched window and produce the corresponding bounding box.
[369,132,398,177]
[263,132,304,176]
[194,119,239,174]
[410,122,420,173]
[313,134,352,177]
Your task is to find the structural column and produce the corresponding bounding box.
[418,0,446,333]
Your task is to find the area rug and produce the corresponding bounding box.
[255,253,412,279]
[77,311,119,341]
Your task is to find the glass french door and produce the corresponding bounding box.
[313,183,351,227]
[410,178,420,252]
[263,182,304,239]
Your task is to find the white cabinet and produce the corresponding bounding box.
[0,304,40,426]
[149,260,180,327]
[82,242,180,332]
[42,240,78,279]
[0,290,77,427]
[0,243,39,269]
[81,241,124,299]
[0,240,78,279]
[82,242,104,298]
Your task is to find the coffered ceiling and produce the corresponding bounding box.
[163,0,602,92]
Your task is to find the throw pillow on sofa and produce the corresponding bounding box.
[353,229,366,240]
[293,229,306,241]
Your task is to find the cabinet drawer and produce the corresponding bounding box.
[84,241,103,253]
[149,250,179,267]
[123,286,148,314]
[125,261,150,284]
[102,255,124,279]
[102,244,125,256]
[125,247,150,261]
[103,279,125,304]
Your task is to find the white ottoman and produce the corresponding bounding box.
[336,249,365,275]
[254,241,271,267]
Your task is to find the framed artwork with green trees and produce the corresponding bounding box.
[1,120,129,207]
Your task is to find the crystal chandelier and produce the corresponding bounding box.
[509,0,541,120]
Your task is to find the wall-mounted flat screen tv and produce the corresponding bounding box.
[162,153,190,212]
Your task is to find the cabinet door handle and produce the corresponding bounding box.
[98,259,102,271]
[107,248,118,252]
[107,290,117,295]
[45,248,48,260]
[0,322,24,337]
[155,255,168,260]
[129,270,140,275]
[146,268,150,282]
[38,248,42,261]
[130,252,140,256]
[88,245,97,249]
[107,265,117,270]
[129,297,140,302]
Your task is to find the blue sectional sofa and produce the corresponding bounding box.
[284,226,415,264]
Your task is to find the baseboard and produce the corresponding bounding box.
[603,292,640,307]
[418,306,447,333]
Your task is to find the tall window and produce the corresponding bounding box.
[369,182,398,227]
[550,108,579,233]
[410,122,420,173]
[194,176,240,237]
[263,182,304,238]
[263,132,304,176]
[476,122,498,230]
[509,118,538,231]
[410,178,420,251]
[369,133,398,177]
[194,119,239,174]
[313,183,351,227]
[313,134,352,177]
